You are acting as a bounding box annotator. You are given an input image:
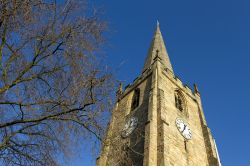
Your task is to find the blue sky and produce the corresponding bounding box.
[70,0,250,165]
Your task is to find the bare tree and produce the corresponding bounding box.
[0,0,113,165]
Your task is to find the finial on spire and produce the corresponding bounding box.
[157,20,160,27]
[194,84,200,95]
[116,83,123,101]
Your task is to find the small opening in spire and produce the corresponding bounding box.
[156,49,159,57]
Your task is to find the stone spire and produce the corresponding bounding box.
[142,22,173,73]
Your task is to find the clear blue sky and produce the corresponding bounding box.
[70,0,250,165]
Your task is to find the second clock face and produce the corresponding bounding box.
[121,117,138,138]
[176,118,192,140]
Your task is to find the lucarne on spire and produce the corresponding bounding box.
[142,22,173,73]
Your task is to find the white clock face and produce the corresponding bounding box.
[176,118,192,140]
[121,117,138,138]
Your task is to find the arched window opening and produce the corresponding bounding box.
[175,91,184,112]
[131,89,140,111]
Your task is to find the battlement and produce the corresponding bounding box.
[162,68,198,99]
[121,67,152,99]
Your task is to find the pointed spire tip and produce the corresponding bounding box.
[142,21,174,73]
[157,20,160,27]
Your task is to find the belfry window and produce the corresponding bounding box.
[131,88,140,111]
[175,91,184,112]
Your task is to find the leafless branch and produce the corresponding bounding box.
[0,0,113,165]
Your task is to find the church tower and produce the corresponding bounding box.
[96,23,221,166]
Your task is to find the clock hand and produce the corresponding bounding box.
[182,124,187,133]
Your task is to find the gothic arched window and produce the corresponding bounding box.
[175,90,185,112]
[131,88,140,111]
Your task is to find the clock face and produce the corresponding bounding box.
[121,117,138,138]
[176,118,192,140]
